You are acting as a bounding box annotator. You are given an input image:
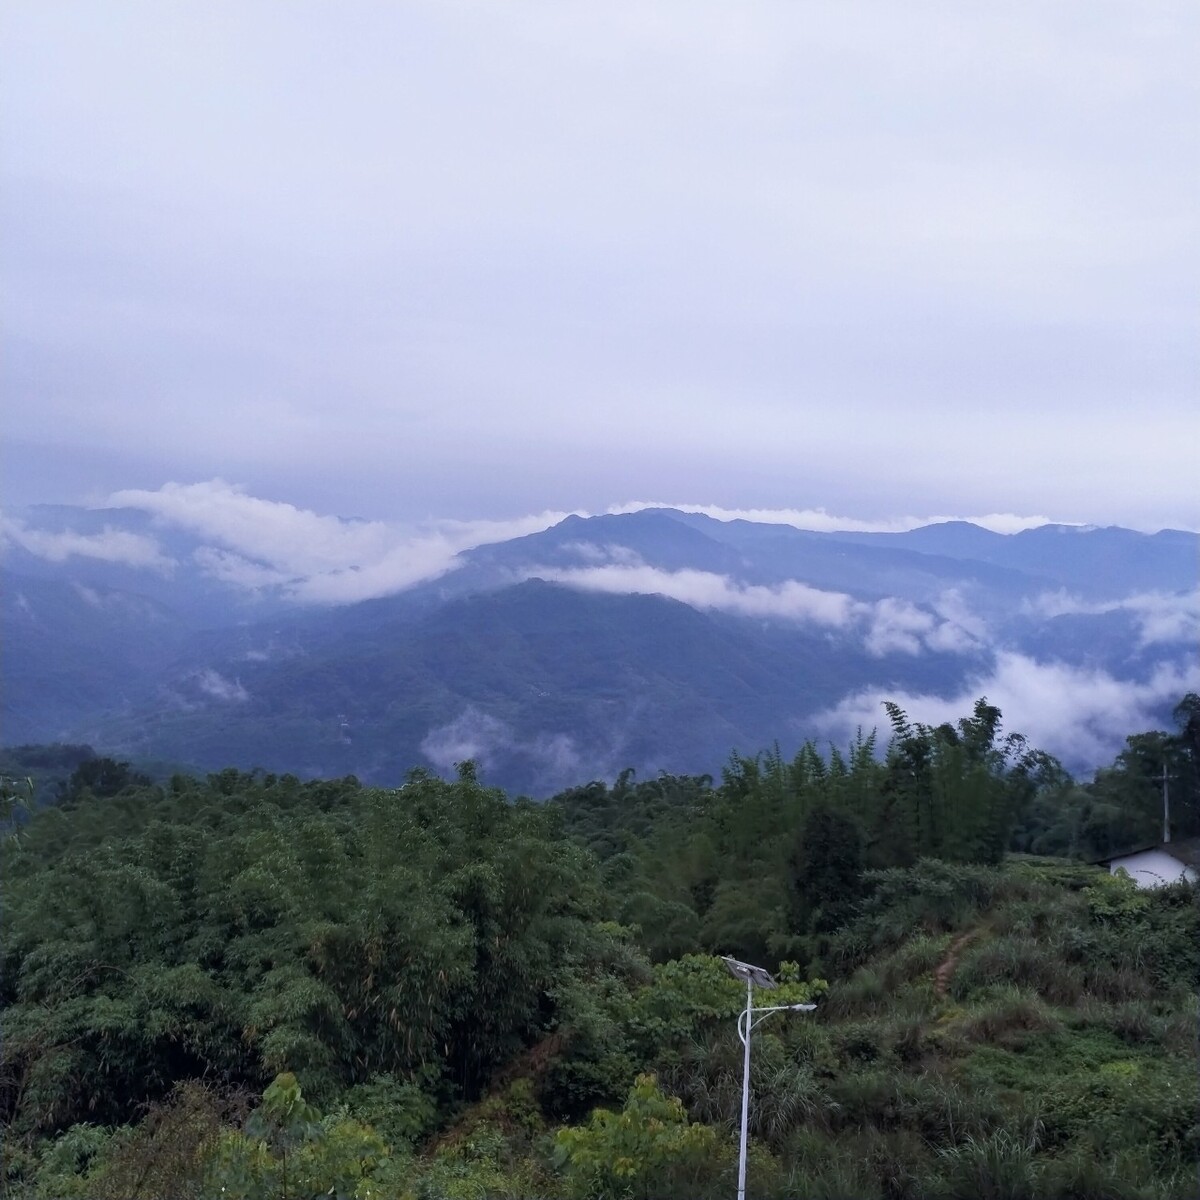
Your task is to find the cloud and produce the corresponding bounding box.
[814,652,1200,772]
[923,590,991,655]
[0,515,174,572]
[560,541,645,566]
[539,563,859,627]
[420,705,586,793]
[267,539,463,604]
[190,546,292,590]
[539,561,989,656]
[5,6,1197,531]
[864,598,936,656]
[194,669,249,703]
[421,706,510,771]
[105,479,578,603]
[108,480,399,575]
[1024,589,1200,648]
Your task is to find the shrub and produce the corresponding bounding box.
[413,1121,542,1200]
[958,988,1061,1048]
[1099,1001,1162,1047]
[552,1073,729,1200]
[833,1023,884,1066]
[950,936,1083,1005]
[1037,1145,1161,1200]
[661,1032,830,1148]
[888,1017,928,1066]
[31,1123,116,1199]
[205,1072,391,1200]
[343,1074,439,1151]
[853,860,1005,949]
[823,967,886,1018]
[825,1069,898,1130]
[860,1128,928,1200]
[876,934,951,991]
[82,1080,250,1200]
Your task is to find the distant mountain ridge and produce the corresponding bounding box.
[3,503,1196,791]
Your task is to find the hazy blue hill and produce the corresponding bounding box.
[72,579,983,794]
[828,519,1007,556]
[456,508,750,584]
[832,521,1198,598]
[4,505,1195,788]
[6,504,292,626]
[1012,608,1149,672]
[75,582,792,787]
[686,522,1043,602]
[0,569,184,742]
[458,509,1053,605]
[1003,524,1199,597]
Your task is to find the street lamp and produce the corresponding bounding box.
[721,956,817,1200]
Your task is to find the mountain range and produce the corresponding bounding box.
[3,502,1196,793]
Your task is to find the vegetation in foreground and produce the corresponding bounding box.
[1,698,1197,1198]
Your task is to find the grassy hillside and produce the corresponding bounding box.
[388,858,1199,1200]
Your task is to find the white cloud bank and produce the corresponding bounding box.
[420,705,586,793]
[0,515,175,572]
[105,480,575,603]
[1024,589,1200,648]
[537,559,988,657]
[538,563,858,627]
[194,668,249,703]
[815,653,1200,771]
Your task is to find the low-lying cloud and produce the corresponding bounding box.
[420,705,589,793]
[538,560,988,656]
[814,652,1200,772]
[539,563,858,627]
[1,515,174,573]
[194,668,249,703]
[109,480,396,574]
[1025,589,1200,648]
[104,480,576,603]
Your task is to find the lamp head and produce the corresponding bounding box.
[720,955,777,990]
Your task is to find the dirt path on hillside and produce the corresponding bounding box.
[934,930,978,999]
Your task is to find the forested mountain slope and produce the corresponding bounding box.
[4,505,1196,789]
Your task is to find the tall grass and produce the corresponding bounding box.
[933,1127,1043,1200]
[950,935,1085,1005]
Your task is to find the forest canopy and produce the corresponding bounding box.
[1,696,1197,1198]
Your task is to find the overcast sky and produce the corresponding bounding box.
[4,2,1197,530]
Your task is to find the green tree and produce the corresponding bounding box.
[790,803,865,936]
[553,1073,728,1199]
[208,1072,389,1200]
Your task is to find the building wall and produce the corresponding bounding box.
[1109,850,1199,889]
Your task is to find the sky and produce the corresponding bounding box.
[3,2,1198,530]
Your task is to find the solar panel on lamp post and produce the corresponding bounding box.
[721,956,817,1200]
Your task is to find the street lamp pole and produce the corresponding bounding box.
[722,956,816,1200]
[737,976,753,1200]
[729,979,748,1200]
